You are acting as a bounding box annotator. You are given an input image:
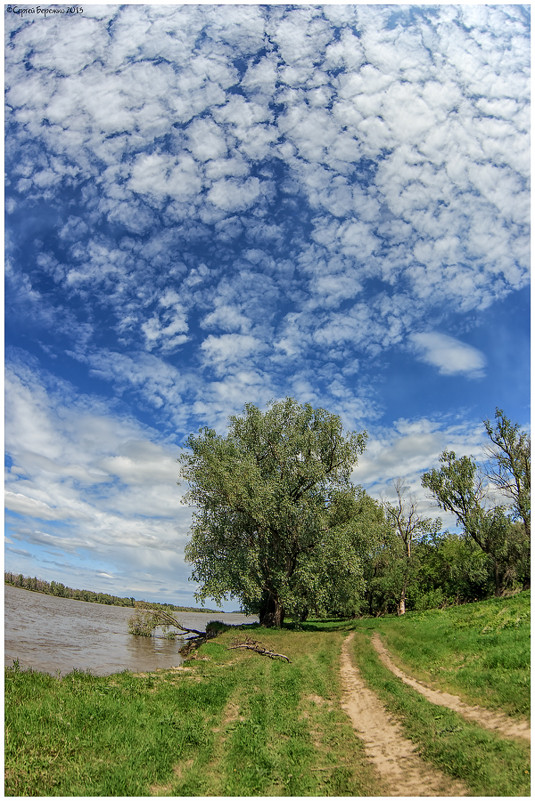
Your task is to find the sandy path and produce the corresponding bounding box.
[372,632,530,743]
[340,632,467,797]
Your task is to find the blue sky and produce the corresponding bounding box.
[5,3,530,608]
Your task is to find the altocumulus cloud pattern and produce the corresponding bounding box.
[5,5,530,603]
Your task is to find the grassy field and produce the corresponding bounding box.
[355,590,531,717]
[5,627,382,797]
[5,592,530,797]
[351,631,529,796]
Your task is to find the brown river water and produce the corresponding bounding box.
[4,584,257,676]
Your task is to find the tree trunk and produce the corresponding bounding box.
[493,560,505,596]
[397,586,406,616]
[259,591,285,627]
[522,543,530,590]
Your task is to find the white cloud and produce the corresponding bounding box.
[207,176,263,212]
[5,492,67,522]
[204,156,249,181]
[141,301,189,353]
[201,333,264,367]
[187,117,228,162]
[202,303,251,333]
[129,152,203,202]
[6,5,529,326]
[77,348,195,426]
[352,416,489,522]
[410,332,486,378]
[212,94,271,129]
[5,360,191,598]
[242,55,278,96]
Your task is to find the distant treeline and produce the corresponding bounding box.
[4,572,218,613]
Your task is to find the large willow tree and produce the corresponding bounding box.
[180,398,368,626]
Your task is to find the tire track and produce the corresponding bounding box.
[340,632,467,797]
[372,632,530,742]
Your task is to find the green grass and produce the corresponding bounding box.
[350,628,530,796]
[356,590,530,717]
[5,594,531,796]
[5,628,382,797]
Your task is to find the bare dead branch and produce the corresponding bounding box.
[228,637,291,662]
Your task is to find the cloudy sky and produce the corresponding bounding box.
[5,3,530,608]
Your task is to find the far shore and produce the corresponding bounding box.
[4,574,225,614]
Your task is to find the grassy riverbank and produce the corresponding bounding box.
[357,590,531,717]
[5,592,530,796]
[5,627,381,797]
[351,591,531,797]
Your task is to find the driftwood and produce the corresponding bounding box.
[149,609,224,655]
[129,607,219,655]
[148,609,206,637]
[228,637,291,662]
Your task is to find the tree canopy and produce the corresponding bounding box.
[483,408,530,540]
[180,398,369,626]
[177,402,529,625]
[422,409,530,594]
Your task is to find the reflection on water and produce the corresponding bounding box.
[4,584,256,676]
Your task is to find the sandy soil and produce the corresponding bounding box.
[372,632,530,742]
[340,632,467,797]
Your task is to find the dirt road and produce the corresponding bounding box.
[339,632,467,797]
[372,632,530,742]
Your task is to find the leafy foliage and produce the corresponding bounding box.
[180,403,529,619]
[128,608,206,642]
[483,408,530,538]
[181,398,370,626]
[421,409,530,596]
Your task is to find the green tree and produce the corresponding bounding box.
[181,398,368,627]
[417,529,501,605]
[484,409,530,588]
[484,409,530,534]
[384,480,441,615]
[290,487,387,620]
[362,529,408,616]
[421,451,525,595]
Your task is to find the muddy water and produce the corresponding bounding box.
[4,584,257,676]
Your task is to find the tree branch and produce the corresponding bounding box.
[228,637,291,662]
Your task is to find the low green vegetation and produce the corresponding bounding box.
[5,594,530,797]
[351,628,530,796]
[357,591,530,717]
[4,627,382,797]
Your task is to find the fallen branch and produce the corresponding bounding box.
[129,609,223,656]
[146,608,206,637]
[129,608,210,639]
[228,637,291,662]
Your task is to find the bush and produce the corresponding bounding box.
[413,588,447,611]
[205,621,230,635]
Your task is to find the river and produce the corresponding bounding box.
[4,584,257,676]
